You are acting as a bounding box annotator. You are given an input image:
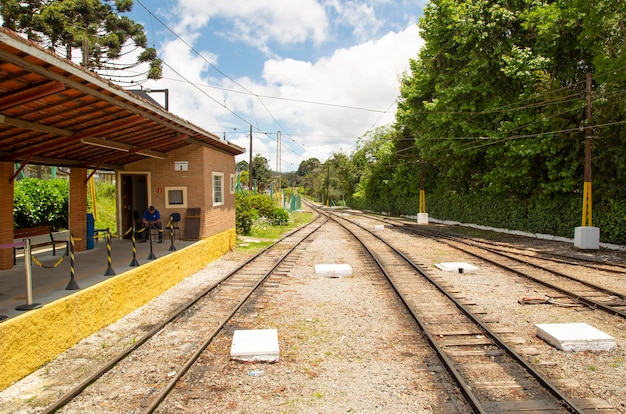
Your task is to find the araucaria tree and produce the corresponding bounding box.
[1,0,162,81]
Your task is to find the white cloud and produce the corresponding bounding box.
[333,1,383,42]
[227,24,424,169]
[131,2,424,171]
[173,0,329,47]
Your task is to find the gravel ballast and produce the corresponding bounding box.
[1,216,625,413]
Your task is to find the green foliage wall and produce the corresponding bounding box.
[14,178,68,230]
[367,190,626,246]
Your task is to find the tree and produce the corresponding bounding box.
[397,0,626,201]
[1,0,162,82]
[281,171,298,189]
[251,154,272,192]
[350,127,396,211]
[235,160,249,172]
[296,158,321,177]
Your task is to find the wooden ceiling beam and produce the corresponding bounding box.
[0,81,65,110]
[0,114,72,136]
[0,114,144,161]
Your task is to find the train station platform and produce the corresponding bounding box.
[0,236,196,320]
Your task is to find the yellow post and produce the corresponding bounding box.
[419,173,426,214]
[582,181,592,226]
[89,173,97,222]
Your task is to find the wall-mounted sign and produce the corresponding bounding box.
[175,161,188,171]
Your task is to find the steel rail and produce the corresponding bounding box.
[42,211,325,414]
[317,204,585,414]
[356,210,626,273]
[143,214,328,413]
[410,226,626,318]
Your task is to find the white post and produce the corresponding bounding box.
[15,238,41,311]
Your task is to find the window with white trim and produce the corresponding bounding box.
[165,186,187,209]
[230,173,235,194]
[213,172,224,206]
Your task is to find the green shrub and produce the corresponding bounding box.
[235,193,259,235]
[14,178,68,230]
[236,193,290,234]
[270,207,289,226]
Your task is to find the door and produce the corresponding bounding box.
[120,174,148,238]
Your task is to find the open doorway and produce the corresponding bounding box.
[119,173,149,238]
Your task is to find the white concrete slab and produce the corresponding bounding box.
[417,213,429,224]
[231,329,279,362]
[435,262,479,273]
[314,263,353,277]
[574,226,600,250]
[535,322,616,352]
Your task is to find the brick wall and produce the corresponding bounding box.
[122,144,237,239]
[202,147,236,236]
[69,168,87,251]
[0,162,14,270]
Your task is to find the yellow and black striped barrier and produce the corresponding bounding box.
[129,226,140,267]
[104,231,115,276]
[66,234,79,290]
[166,218,177,252]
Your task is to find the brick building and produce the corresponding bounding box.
[0,28,245,270]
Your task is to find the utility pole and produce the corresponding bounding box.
[419,172,426,214]
[574,72,600,249]
[248,125,253,191]
[275,131,282,205]
[326,163,330,207]
[582,72,593,227]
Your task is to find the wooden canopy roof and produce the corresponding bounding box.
[0,28,245,173]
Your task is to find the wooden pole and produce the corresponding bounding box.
[582,73,593,227]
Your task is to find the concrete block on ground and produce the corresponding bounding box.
[535,322,616,352]
[231,329,279,362]
[417,213,429,224]
[435,262,479,273]
[574,226,600,250]
[373,225,385,231]
[314,263,353,277]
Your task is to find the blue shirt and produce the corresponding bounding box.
[143,209,160,222]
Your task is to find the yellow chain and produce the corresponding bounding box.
[32,255,65,269]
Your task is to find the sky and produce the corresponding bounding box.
[121,0,427,172]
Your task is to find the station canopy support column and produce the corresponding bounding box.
[69,167,88,252]
[0,162,14,270]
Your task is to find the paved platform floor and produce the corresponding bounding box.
[0,236,195,320]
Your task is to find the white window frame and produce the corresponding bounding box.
[213,172,224,206]
[165,186,187,209]
[230,173,236,194]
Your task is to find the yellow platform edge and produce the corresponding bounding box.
[0,228,235,390]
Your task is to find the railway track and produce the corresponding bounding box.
[404,226,626,319]
[347,209,626,318]
[41,212,327,413]
[318,204,616,413]
[353,209,626,273]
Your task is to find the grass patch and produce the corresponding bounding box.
[92,181,117,236]
[237,211,315,250]
[252,212,314,238]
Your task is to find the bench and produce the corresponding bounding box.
[13,226,69,264]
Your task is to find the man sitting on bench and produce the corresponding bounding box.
[140,206,162,243]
